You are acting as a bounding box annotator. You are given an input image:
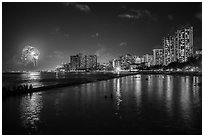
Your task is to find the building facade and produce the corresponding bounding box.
[175,26,193,62]
[70,54,81,70]
[70,53,97,70]
[162,26,194,65]
[163,36,177,66]
[153,49,163,66]
[112,59,121,70]
[143,54,153,67]
[85,55,97,69]
[118,54,134,70]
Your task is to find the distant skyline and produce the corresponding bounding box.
[3,2,202,71]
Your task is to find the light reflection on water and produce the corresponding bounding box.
[134,75,142,108]
[3,72,68,88]
[180,77,191,120]
[157,75,164,100]
[114,78,122,119]
[192,76,201,106]
[3,74,202,134]
[19,92,43,133]
[165,75,173,117]
[21,72,44,88]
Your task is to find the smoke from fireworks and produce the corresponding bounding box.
[21,45,40,67]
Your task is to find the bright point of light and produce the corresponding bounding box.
[115,67,121,74]
[31,51,35,55]
[116,67,121,72]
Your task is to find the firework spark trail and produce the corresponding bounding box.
[21,45,40,67]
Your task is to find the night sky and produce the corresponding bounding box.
[3,2,202,71]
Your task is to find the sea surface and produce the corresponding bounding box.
[2,73,202,134]
[2,72,113,88]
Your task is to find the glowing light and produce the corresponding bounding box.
[21,45,40,67]
[20,92,43,130]
[115,67,121,74]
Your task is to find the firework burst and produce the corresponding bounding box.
[21,45,40,67]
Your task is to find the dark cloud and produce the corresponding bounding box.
[118,9,158,22]
[118,14,139,19]
[75,3,91,13]
[119,42,127,47]
[131,9,158,21]
[64,2,91,13]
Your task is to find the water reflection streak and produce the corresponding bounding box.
[20,92,43,133]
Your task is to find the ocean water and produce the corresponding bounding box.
[2,74,202,134]
[2,72,113,88]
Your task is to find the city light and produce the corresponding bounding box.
[115,67,121,74]
[2,2,202,135]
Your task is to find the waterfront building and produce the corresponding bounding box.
[119,54,134,70]
[140,56,145,63]
[79,53,86,69]
[163,36,177,66]
[70,53,97,70]
[85,55,97,69]
[175,26,193,62]
[63,63,71,71]
[112,59,121,69]
[130,63,140,71]
[70,54,81,70]
[133,56,142,64]
[153,49,163,65]
[143,54,153,67]
[162,26,193,65]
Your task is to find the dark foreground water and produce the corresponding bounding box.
[2,74,202,135]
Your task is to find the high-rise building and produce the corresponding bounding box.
[133,56,142,64]
[70,54,81,70]
[163,26,193,65]
[143,54,153,67]
[140,56,145,63]
[175,26,193,62]
[85,55,97,69]
[78,53,86,69]
[113,59,121,69]
[119,54,134,70]
[153,49,163,65]
[70,53,97,70]
[163,36,176,66]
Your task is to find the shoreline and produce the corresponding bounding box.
[2,72,138,98]
[137,71,202,76]
[2,71,202,98]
